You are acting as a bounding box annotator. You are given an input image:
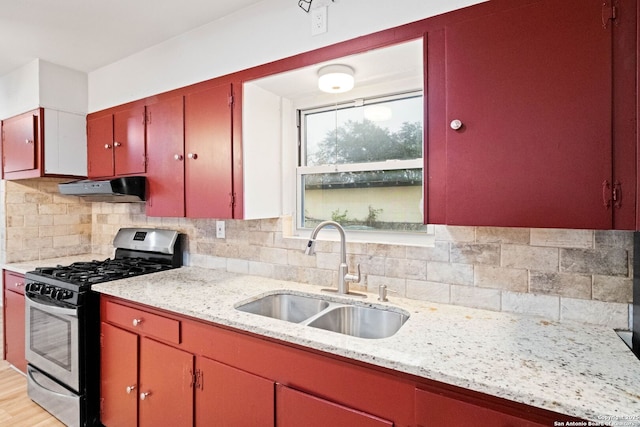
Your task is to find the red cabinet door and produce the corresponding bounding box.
[276,384,392,427]
[138,337,193,427]
[428,0,614,229]
[415,388,550,427]
[4,289,26,373]
[114,106,146,176]
[87,114,115,178]
[100,322,138,427]
[146,96,185,217]
[195,357,274,427]
[184,84,233,218]
[2,110,39,174]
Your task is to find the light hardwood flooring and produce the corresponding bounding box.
[0,314,65,426]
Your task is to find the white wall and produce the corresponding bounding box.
[88,0,485,112]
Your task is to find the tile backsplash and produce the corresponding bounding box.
[2,180,633,329]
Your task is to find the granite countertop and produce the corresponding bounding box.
[6,261,640,424]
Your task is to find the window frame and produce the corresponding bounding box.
[295,90,430,242]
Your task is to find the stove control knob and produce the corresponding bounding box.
[39,285,49,295]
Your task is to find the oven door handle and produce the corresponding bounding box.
[26,294,78,317]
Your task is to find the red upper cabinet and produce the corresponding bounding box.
[87,114,115,179]
[426,0,635,229]
[184,83,234,218]
[2,109,39,176]
[146,96,185,217]
[87,105,146,179]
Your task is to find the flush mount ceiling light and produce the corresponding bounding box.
[318,64,355,93]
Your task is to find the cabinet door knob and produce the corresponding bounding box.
[187,153,198,160]
[104,144,112,149]
[15,282,24,288]
[25,139,33,144]
[126,385,136,394]
[132,318,143,326]
[114,141,122,147]
[140,391,151,400]
[450,119,463,130]
[174,154,184,161]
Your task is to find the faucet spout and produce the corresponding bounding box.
[305,220,362,296]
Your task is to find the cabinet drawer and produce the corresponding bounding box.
[3,270,25,295]
[104,301,180,344]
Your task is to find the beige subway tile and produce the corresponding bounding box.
[259,247,290,265]
[450,243,500,265]
[476,227,530,244]
[427,262,473,285]
[353,254,385,276]
[560,298,629,329]
[501,291,560,320]
[501,244,558,271]
[474,265,528,292]
[302,268,335,288]
[433,225,475,243]
[315,251,341,270]
[594,230,634,251]
[593,275,632,304]
[248,261,275,278]
[530,228,593,249]
[406,280,450,304]
[227,258,249,274]
[39,203,68,215]
[450,285,501,311]
[405,242,449,262]
[384,258,427,280]
[529,271,592,299]
[365,243,406,258]
[560,248,628,277]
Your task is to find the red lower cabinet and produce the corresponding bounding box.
[276,384,392,427]
[139,337,194,427]
[100,322,138,426]
[3,270,26,373]
[195,357,274,426]
[415,387,555,427]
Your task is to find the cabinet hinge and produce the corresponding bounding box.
[228,94,234,108]
[191,369,203,390]
[229,192,236,208]
[146,111,152,124]
[602,1,617,28]
[602,180,622,209]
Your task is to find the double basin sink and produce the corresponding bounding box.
[235,291,409,339]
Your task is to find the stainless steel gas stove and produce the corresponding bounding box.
[24,228,183,427]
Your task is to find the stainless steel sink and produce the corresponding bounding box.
[235,291,409,339]
[236,293,330,323]
[307,305,408,339]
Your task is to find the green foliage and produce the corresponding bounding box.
[312,119,423,166]
[331,209,350,223]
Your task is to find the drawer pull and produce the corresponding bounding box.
[140,391,151,400]
[132,318,143,327]
[126,385,136,394]
[15,282,24,287]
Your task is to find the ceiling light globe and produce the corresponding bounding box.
[318,64,355,93]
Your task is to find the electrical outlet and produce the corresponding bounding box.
[311,6,327,35]
[216,221,225,239]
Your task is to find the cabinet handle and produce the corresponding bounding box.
[126,385,136,394]
[114,142,122,147]
[187,153,198,160]
[25,139,33,144]
[132,318,143,326]
[140,391,151,400]
[14,282,24,288]
[104,144,112,149]
[174,154,184,161]
[450,119,463,130]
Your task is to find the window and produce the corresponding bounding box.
[298,91,426,233]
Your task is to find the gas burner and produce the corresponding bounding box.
[33,257,172,286]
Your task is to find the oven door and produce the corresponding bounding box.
[25,294,80,392]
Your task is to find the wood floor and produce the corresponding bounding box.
[0,315,65,426]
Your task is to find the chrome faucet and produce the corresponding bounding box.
[305,220,362,296]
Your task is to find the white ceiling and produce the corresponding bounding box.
[0,0,265,77]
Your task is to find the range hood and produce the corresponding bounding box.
[58,177,146,202]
